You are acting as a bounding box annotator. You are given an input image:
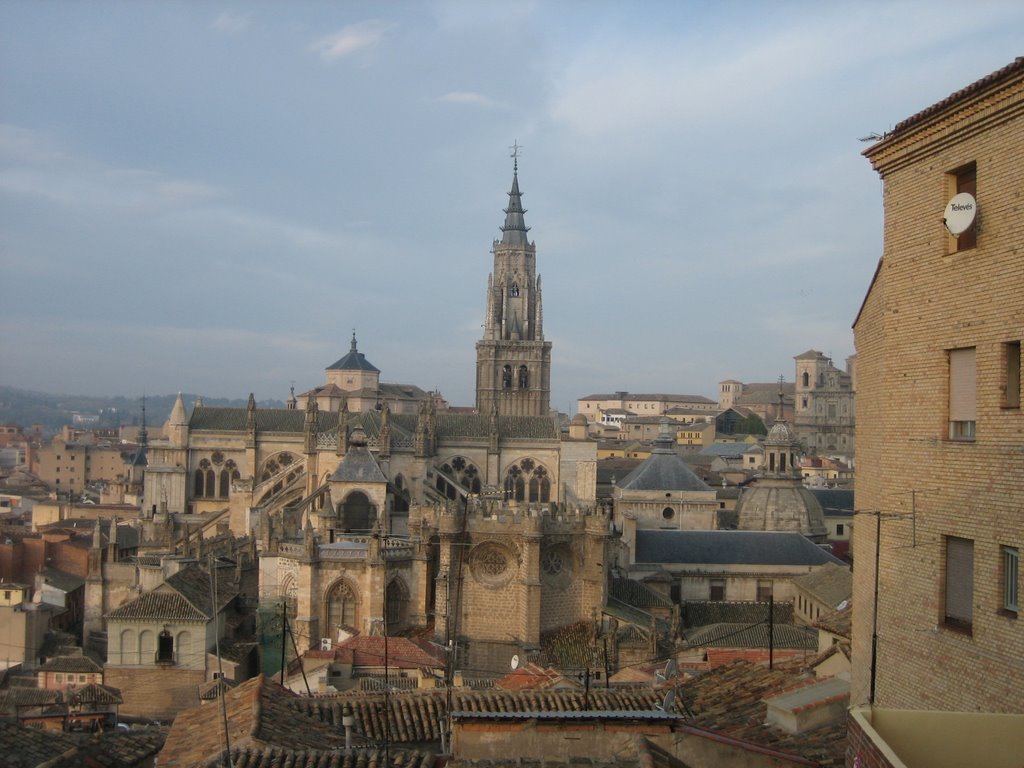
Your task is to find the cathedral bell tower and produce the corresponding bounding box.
[475,151,552,417]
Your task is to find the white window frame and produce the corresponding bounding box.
[948,348,977,441]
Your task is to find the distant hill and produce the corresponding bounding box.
[0,386,285,436]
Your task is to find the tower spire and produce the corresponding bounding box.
[501,143,530,246]
[476,149,552,418]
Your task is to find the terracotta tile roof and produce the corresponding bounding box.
[222,746,436,768]
[106,564,237,622]
[885,57,1024,137]
[538,621,600,669]
[316,635,444,669]
[704,648,810,668]
[106,590,210,621]
[166,668,842,764]
[0,719,77,767]
[610,578,674,609]
[684,622,818,651]
[792,563,851,610]
[0,686,63,712]
[66,682,123,706]
[446,759,643,768]
[38,651,103,674]
[802,642,850,673]
[46,730,167,768]
[494,663,582,691]
[674,660,846,766]
[198,676,237,701]
[814,600,852,640]
[291,686,664,745]
[160,675,348,767]
[681,600,792,628]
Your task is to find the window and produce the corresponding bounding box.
[1002,546,1019,614]
[1004,341,1021,409]
[709,579,726,601]
[56,673,63,683]
[836,524,845,536]
[327,580,357,630]
[662,507,675,521]
[948,348,976,440]
[944,536,974,632]
[157,630,174,662]
[950,163,977,251]
[757,580,774,602]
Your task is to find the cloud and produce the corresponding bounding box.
[156,180,223,205]
[212,11,249,33]
[0,131,226,213]
[310,20,393,61]
[438,91,507,109]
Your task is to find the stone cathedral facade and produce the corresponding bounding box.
[141,164,602,672]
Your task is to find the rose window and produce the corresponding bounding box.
[541,549,563,576]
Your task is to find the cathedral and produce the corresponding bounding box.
[142,162,602,671]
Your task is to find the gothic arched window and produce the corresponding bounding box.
[326,580,357,632]
[802,371,810,387]
[502,365,513,389]
[339,491,374,532]
[385,578,409,630]
[205,469,216,498]
[518,365,528,389]
[194,469,205,497]
[219,470,230,498]
[505,459,550,503]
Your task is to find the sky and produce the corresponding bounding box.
[1,2,1021,415]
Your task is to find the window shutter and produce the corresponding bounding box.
[945,537,974,626]
[949,348,976,422]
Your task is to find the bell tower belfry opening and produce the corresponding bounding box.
[475,146,553,417]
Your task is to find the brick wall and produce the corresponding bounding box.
[852,62,1024,712]
[845,710,897,768]
[104,666,206,720]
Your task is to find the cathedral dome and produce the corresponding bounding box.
[766,419,795,444]
[734,484,828,542]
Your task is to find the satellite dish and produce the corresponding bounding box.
[510,654,520,671]
[943,192,977,236]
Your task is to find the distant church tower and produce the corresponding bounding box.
[475,150,552,417]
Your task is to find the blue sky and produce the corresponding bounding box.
[1,2,1021,414]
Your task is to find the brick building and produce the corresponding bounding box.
[849,58,1024,766]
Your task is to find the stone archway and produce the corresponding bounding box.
[337,490,375,532]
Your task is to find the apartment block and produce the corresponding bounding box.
[849,57,1024,767]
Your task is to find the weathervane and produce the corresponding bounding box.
[509,140,522,171]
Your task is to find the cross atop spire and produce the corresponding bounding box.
[509,140,522,172]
